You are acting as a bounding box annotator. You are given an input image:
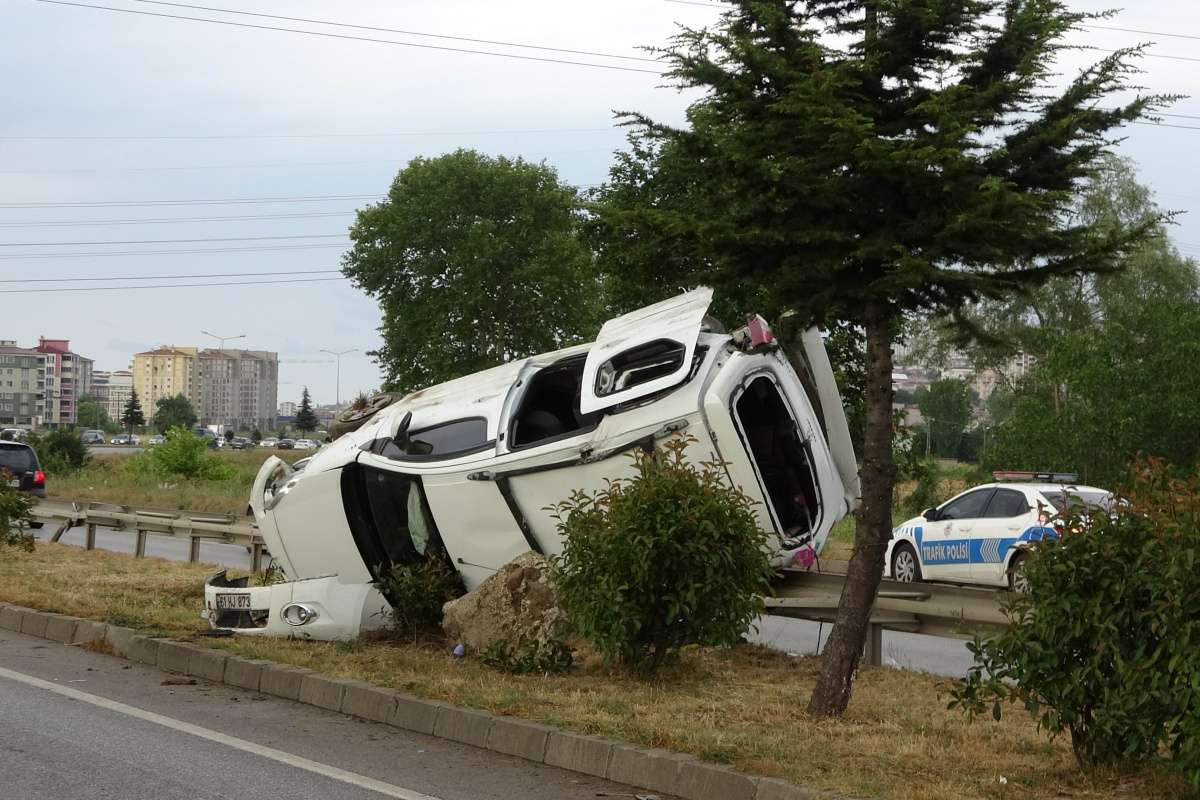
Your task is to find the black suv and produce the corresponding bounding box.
[0,441,45,529]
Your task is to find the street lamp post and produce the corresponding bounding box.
[201,330,246,352]
[319,349,357,407]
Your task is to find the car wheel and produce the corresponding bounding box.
[891,543,922,583]
[28,521,43,530]
[1008,552,1030,593]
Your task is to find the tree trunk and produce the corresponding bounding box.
[807,299,896,716]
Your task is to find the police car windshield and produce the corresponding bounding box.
[1042,490,1112,514]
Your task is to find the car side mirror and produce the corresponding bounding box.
[923,507,940,521]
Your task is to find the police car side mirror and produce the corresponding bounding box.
[923,507,940,521]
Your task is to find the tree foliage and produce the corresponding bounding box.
[593,1,1166,714]
[344,149,602,393]
[152,394,197,433]
[76,395,115,434]
[27,428,88,474]
[294,387,318,433]
[121,388,146,431]
[133,426,234,480]
[915,379,976,459]
[951,459,1200,788]
[552,436,773,676]
[0,479,35,553]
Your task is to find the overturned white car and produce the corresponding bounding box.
[203,288,861,640]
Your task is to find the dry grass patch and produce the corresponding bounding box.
[0,543,1190,800]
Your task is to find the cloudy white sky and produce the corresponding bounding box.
[2,1,1197,405]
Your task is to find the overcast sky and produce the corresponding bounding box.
[3,1,1197,406]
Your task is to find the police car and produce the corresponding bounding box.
[885,472,1112,591]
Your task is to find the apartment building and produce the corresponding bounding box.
[35,338,92,427]
[132,346,199,415]
[92,369,134,424]
[196,349,278,431]
[0,341,47,427]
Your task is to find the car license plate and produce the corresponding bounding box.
[6,479,17,489]
[214,593,252,610]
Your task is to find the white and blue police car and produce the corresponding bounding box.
[885,472,1112,591]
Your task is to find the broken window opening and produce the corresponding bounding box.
[510,355,602,448]
[341,463,449,577]
[366,417,492,461]
[733,375,822,541]
[594,338,685,398]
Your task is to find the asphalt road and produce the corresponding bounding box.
[0,629,661,800]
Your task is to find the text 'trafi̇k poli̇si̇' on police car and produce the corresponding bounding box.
[885,472,1113,592]
[201,288,862,640]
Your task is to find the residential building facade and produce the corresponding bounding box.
[92,369,134,425]
[132,346,199,416]
[0,341,47,428]
[35,338,92,427]
[196,349,278,431]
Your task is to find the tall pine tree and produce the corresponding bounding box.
[121,388,145,432]
[596,0,1169,714]
[295,387,319,433]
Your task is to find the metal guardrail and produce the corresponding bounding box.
[30,498,268,571]
[31,498,1011,662]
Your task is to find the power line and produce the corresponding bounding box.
[0,211,356,227]
[0,243,345,259]
[0,277,346,294]
[131,0,658,63]
[0,126,617,142]
[0,269,341,283]
[34,1,663,74]
[0,194,377,208]
[0,233,346,246]
[1084,23,1200,42]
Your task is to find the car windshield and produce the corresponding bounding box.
[0,445,36,474]
[1042,489,1112,514]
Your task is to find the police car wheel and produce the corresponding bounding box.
[1008,553,1030,593]
[891,544,921,583]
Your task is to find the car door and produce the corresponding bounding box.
[971,488,1033,585]
[921,488,994,581]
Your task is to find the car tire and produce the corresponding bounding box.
[1008,552,1030,593]
[891,543,922,583]
[28,521,43,530]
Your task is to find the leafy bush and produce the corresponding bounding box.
[949,458,1200,788]
[552,436,773,676]
[372,553,464,638]
[902,457,942,516]
[0,477,35,553]
[133,426,236,480]
[479,633,573,675]
[27,428,89,474]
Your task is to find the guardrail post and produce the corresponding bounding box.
[250,542,264,573]
[188,536,201,563]
[50,523,68,543]
[85,523,96,551]
[135,528,147,558]
[863,622,883,667]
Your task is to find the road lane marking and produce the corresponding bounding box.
[0,665,442,800]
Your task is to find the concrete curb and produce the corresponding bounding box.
[0,602,838,800]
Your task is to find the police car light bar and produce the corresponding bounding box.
[992,470,1079,483]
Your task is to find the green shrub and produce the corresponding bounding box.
[371,553,464,638]
[949,458,1200,788]
[133,426,236,480]
[479,634,573,675]
[27,428,89,474]
[552,435,773,676]
[0,477,35,552]
[901,456,941,516]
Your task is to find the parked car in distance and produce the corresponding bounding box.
[129,434,141,445]
[0,441,46,528]
[230,437,252,449]
[276,439,295,450]
[259,437,279,448]
[81,430,106,445]
[0,428,28,442]
[147,434,166,446]
[110,433,133,445]
[292,439,318,451]
[886,471,1113,592]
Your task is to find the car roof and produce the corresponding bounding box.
[974,482,1110,495]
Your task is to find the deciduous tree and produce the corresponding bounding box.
[152,394,197,434]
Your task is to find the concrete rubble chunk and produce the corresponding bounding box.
[607,744,693,796]
[42,614,77,644]
[187,648,228,683]
[298,673,350,711]
[340,680,399,723]
[441,552,564,654]
[388,694,446,735]
[433,706,493,749]
[487,717,555,762]
[544,731,614,778]
[676,761,759,800]
[18,608,50,638]
[259,664,315,701]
